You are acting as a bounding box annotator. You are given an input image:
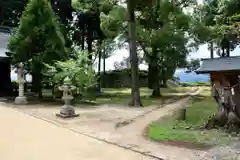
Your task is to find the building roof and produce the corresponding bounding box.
[0,26,12,57]
[196,56,240,74]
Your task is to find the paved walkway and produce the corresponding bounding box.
[0,105,153,160]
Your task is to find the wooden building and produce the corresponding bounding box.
[0,26,13,96]
[196,56,240,88]
[196,56,240,129]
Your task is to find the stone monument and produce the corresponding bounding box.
[56,76,79,118]
[14,62,28,105]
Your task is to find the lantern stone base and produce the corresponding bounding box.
[56,113,79,118]
[56,105,79,118]
[14,96,28,105]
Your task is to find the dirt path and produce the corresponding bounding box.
[1,87,207,160]
[62,88,207,160]
[76,88,206,160]
[0,105,152,160]
[110,90,206,160]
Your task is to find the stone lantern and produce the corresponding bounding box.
[56,76,79,118]
[14,62,28,105]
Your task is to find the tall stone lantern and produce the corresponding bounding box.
[56,76,79,118]
[14,62,28,105]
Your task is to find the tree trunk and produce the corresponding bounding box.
[127,0,142,107]
[162,69,167,88]
[152,88,161,97]
[97,46,101,86]
[103,56,106,75]
[96,40,102,96]
[162,80,167,88]
[31,69,42,99]
[87,21,93,62]
[226,46,230,57]
[87,37,92,61]
[204,83,240,133]
[103,53,106,88]
[148,64,162,97]
[148,48,162,97]
[210,42,214,59]
[81,25,85,50]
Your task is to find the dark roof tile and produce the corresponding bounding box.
[196,56,240,74]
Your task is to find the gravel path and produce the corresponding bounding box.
[200,143,240,160]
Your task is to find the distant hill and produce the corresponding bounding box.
[174,71,209,83]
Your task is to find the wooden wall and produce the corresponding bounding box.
[210,71,240,87]
[210,71,240,108]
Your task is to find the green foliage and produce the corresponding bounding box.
[113,54,144,70]
[44,51,97,100]
[73,0,126,39]
[101,39,116,59]
[192,0,240,53]
[105,68,148,77]
[8,0,68,65]
[100,5,128,38]
[0,0,27,26]
[185,59,200,72]
[73,0,117,12]
[148,89,239,146]
[136,0,195,85]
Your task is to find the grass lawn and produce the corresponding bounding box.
[96,86,187,106]
[184,81,211,86]
[148,87,240,148]
[41,82,190,106]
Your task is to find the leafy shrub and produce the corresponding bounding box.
[44,51,97,101]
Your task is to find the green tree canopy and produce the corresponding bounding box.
[8,0,69,98]
[8,0,68,65]
[136,0,195,95]
[192,0,240,56]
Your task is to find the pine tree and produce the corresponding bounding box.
[8,0,67,64]
[8,0,68,97]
